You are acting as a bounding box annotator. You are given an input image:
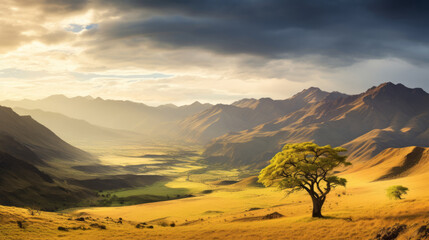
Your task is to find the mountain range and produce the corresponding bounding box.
[0,106,95,165]
[12,107,143,146]
[1,82,428,210]
[179,87,333,143]
[201,82,429,167]
[3,82,428,169]
[1,95,212,138]
[0,106,97,209]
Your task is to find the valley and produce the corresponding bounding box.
[1,82,429,239]
[68,143,217,208]
[4,1,429,239]
[2,165,429,239]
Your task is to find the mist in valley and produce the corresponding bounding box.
[2,1,429,239]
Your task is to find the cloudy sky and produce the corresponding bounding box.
[0,0,428,105]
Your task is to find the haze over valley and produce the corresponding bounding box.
[4,81,429,240]
[2,1,429,239]
[1,82,429,239]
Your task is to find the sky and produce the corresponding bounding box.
[0,0,428,106]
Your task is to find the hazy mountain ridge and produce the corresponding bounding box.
[1,96,212,136]
[203,83,429,167]
[1,82,428,212]
[2,82,428,170]
[13,107,144,146]
[0,106,100,209]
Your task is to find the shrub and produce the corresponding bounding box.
[17,221,24,229]
[58,226,68,231]
[386,185,409,200]
[158,221,169,227]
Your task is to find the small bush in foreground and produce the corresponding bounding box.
[386,185,409,200]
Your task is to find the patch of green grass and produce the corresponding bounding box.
[81,180,198,207]
[109,181,191,198]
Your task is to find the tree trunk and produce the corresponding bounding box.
[311,197,323,218]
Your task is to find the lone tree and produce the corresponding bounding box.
[258,142,350,218]
[386,185,409,200]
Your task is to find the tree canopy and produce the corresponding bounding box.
[258,142,351,217]
[386,185,409,200]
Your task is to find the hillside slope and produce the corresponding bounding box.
[2,167,429,240]
[0,152,92,210]
[1,96,212,136]
[180,87,332,143]
[13,108,143,146]
[347,146,429,181]
[0,106,95,164]
[203,83,429,167]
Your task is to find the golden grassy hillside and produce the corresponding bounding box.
[347,146,429,181]
[2,160,429,239]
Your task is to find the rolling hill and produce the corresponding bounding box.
[203,82,429,167]
[347,146,429,181]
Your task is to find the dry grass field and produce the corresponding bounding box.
[2,167,429,240]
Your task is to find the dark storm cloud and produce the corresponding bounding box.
[87,0,429,66]
[16,0,426,66]
[16,0,90,15]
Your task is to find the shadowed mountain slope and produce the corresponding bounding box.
[203,83,429,167]
[0,152,92,210]
[13,108,143,146]
[0,107,171,209]
[0,106,95,164]
[0,134,44,166]
[180,87,331,143]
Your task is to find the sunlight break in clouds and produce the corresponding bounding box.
[1,0,429,105]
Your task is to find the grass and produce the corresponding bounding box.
[2,144,429,239]
[108,181,191,198]
[87,180,205,207]
[91,176,215,207]
[70,143,244,208]
[2,180,429,239]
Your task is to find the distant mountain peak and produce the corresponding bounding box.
[230,98,274,110]
[45,94,96,101]
[258,97,274,102]
[307,86,322,91]
[82,95,94,100]
[371,82,402,91]
[292,87,323,97]
[159,103,178,108]
[231,98,258,108]
[291,86,329,104]
[365,82,428,99]
[377,81,395,87]
[323,91,349,101]
[45,94,68,100]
